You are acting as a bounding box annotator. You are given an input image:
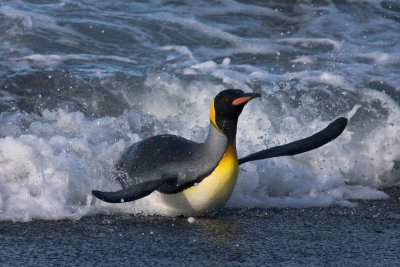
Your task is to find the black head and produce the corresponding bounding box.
[210,89,261,140]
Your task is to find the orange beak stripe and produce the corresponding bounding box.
[232,96,252,106]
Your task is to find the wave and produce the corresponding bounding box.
[0,0,399,220]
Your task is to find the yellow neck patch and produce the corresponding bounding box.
[210,100,222,132]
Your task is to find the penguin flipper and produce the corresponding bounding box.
[238,117,347,165]
[92,176,177,203]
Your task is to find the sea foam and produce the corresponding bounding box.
[0,0,399,221]
[0,69,398,221]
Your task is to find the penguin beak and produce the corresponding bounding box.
[232,92,261,106]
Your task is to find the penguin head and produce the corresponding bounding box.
[210,89,261,139]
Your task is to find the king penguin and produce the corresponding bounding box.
[92,89,347,215]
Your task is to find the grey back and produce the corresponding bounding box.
[116,125,228,193]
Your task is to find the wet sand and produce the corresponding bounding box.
[2,187,399,266]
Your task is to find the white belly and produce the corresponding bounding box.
[157,144,238,216]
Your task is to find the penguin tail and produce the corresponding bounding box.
[238,117,348,165]
[92,178,168,203]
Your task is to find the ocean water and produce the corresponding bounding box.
[0,0,399,264]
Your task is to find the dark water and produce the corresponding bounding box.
[2,188,400,266]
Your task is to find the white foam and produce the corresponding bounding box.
[0,6,34,29]
[357,52,400,65]
[191,60,218,71]
[161,46,196,65]
[277,38,343,51]
[200,0,293,20]
[319,72,345,87]
[0,80,398,221]
[147,13,276,59]
[0,5,79,36]
[0,0,399,221]
[20,54,136,64]
[0,109,143,221]
[291,56,313,65]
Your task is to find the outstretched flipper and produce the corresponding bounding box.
[92,176,177,203]
[238,117,348,165]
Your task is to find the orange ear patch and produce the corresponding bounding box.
[209,100,222,132]
[232,96,252,106]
